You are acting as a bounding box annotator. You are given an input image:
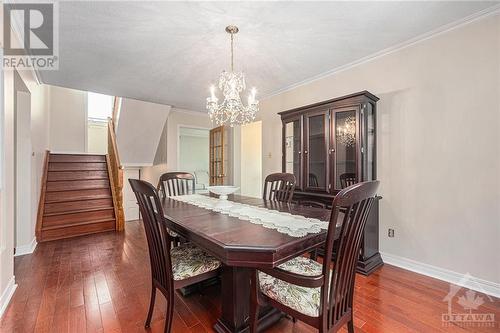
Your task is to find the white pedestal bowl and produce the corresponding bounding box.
[207,186,239,200]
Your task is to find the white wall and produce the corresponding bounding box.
[49,86,87,152]
[240,121,262,198]
[258,15,500,284]
[116,98,171,166]
[141,109,211,186]
[1,65,50,317]
[87,120,108,154]
[178,129,209,173]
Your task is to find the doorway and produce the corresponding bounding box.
[178,126,210,191]
[14,73,32,253]
[240,121,262,198]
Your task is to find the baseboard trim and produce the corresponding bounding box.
[14,238,37,257]
[381,252,500,298]
[0,276,17,318]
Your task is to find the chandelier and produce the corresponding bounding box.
[337,116,356,147]
[206,25,258,127]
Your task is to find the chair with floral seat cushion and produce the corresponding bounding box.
[250,181,380,333]
[129,179,221,333]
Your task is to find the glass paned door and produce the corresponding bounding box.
[209,126,225,185]
[333,108,358,189]
[364,104,376,181]
[305,111,328,191]
[284,119,301,187]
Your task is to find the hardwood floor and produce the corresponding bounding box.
[1,220,498,333]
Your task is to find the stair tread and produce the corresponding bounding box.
[44,206,114,217]
[45,194,112,204]
[47,177,109,181]
[41,218,116,231]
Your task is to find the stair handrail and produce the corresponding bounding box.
[108,98,125,230]
[35,150,50,241]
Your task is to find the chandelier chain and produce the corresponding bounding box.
[231,32,234,72]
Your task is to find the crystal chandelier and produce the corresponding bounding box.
[206,25,258,127]
[337,116,356,147]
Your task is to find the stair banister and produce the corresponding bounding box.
[108,97,125,231]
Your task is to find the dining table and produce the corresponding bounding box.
[161,193,338,333]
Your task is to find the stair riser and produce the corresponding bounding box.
[45,188,112,203]
[44,198,114,214]
[41,220,115,242]
[49,162,108,171]
[46,179,110,192]
[43,209,115,227]
[49,154,106,163]
[48,171,109,181]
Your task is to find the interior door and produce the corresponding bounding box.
[15,91,32,251]
[304,108,330,192]
[209,126,225,185]
[123,168,140,221]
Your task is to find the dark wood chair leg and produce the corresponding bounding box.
[164,289,175,333]
[145,286,156,328]
[249,269,259,333]
[347,317,354,333]
[310,248,318,261]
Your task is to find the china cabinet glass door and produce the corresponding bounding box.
[305,110,329,191]
[284,119,302,189]
[333,107,359,190]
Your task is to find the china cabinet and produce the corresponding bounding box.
[279,91,382,275]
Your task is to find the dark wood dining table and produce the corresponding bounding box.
[161,194,336,333]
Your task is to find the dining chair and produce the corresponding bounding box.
[129,179,221,333]
[158,172,196,197]
[263,173,296,203]
[309,173,319,187]
[249,180,380,333]
[339,173,357,189]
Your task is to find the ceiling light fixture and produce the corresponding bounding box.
[206,25,258,127]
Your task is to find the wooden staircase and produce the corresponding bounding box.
[36,153,118,242]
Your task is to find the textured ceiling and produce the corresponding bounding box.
[40,1,499,111]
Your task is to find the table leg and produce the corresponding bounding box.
[214,266,283,333]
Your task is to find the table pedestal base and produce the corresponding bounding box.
[214,266,284,333]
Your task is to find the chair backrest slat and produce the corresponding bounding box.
[339,172,357,189]
[129,179,174,292]
[263,173,296,203]
[158,172,196,197]
[321,180,379,330]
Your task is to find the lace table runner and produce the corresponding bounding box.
[171,194,330,237]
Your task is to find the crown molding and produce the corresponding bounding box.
[171,108,209,117]
[263,4,500,99]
